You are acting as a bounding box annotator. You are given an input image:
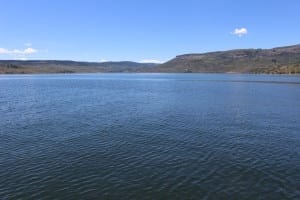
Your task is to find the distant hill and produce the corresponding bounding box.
[0,60,157,74]
[1,44,300,74]
[156,44,300,74]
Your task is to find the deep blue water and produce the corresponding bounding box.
[0,73,299,199]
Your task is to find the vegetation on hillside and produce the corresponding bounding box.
[1,44,299,74]
[157,45,300,73]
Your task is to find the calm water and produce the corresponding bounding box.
[0,73,299,199]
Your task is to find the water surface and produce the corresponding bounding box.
[0,73,299,199]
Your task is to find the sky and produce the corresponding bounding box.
[0,0,299,62]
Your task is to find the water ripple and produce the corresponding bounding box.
[0,74,299,199]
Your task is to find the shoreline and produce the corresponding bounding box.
[1,71,300,75]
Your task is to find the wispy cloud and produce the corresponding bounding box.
[24,42,32,47]
[14,56,28,61]
[0,48,10,54]
[139,59,163,64]
[100,59,109,62]
[231,28,248,37]
[0,47,38,55]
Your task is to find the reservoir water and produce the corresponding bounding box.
[0,73,299,199]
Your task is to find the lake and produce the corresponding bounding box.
[0,73,299,199]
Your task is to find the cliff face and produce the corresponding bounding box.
[157,44,300,73]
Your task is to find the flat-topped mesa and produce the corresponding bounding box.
[159,44,300,73]
[175,45,300,59]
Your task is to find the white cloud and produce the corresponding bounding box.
[139,59,163,64]
[100,59,109,62]
[24,42,32,47]
[231,28,248,37]
[0,47,38,55]
[23,47,37,54]
[14,57,28,61]
[0,48,10,54]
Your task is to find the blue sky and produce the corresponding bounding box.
[0,0,299,62]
